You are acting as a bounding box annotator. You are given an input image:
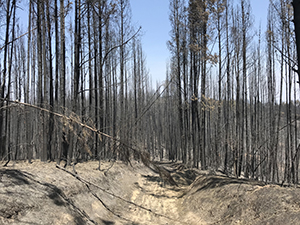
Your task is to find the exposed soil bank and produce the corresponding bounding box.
[0,160,300,224]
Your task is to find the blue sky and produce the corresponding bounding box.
[16,0,270,87]
[131,0,270,85]
[131,0,171,86]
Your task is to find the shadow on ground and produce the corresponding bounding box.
[0,169,30,186]
[190,175,265,194]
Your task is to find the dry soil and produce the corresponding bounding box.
[1,160,300,225]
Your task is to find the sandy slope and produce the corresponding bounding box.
[0,160,300,225]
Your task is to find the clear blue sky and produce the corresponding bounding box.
[17,0,270,87]
[131,0,171,86]
[131,0,270,85]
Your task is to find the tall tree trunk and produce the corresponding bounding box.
[46,0,54,161]
[60,0,66,109]
[41,1,48,161]
[74,0,80,111]
[93,7,98,158]
[37,0,43,160]
[200,0,207,170]
[54,0,59,104]
[26,0,32,163]
[88,3,93,116]
[60,0,67,163]
[5,0,16,164]
[0,0,12,158]
[98,0,104,163]
[292,0,300,85]
[224,0,230,174]
[292,0,300,184]
[216,0,223,169]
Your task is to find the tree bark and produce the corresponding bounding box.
[292,0,300,84]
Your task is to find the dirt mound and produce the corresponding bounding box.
[0,160,143,225]
[181,173,300,225]
[0,160,300,224]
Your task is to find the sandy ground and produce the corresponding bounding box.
[1,160,300,225]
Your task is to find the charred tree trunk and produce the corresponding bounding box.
[292,0,300,84]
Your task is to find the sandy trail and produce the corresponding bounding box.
[0,160,196,225]
[127,165,206,225]
[1,160,300,225]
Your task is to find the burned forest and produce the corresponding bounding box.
[0,0,300,203]
[2,0,300,224]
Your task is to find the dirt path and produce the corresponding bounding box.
[0,160,193,225]
[129,172,185,224]
[126,163,207,225]
[1,160,300,225]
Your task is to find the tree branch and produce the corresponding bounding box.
[101,26,142,67]
[79,26,142,68]
[0,27,37,51]
[56,164,184,223]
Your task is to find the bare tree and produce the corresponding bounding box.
[292,0,300,84]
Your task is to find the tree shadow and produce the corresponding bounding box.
[139,175,180,199]
[190,175,265,195]
[172,169,198,185]
[0,169,30,186]
[142,167,198,188]
[99,219,115,225]
[12,170,67,207]
[74,215,88,225]
[141,174,161,183]
[47,185,66,206]
[0,168,119,224]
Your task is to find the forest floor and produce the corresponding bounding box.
[1,160,300,225]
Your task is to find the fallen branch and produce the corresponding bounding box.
[1,98,178,187]
[0,99,104,141]
[84,183,131,223]
[21,171,96,224]
[56,164,185,224]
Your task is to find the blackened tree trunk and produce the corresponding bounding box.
[216,0,224,170]
[74,0,80,111]
[59,0,67,163]
[189,0,200,168]
[41,1,48,162]
[224,0,230,174]
[0,0,12,158]
[98,0,104,162]
[5,0,17,164]
[93,7,99,158]
[292,0,300,85]
[169,0,184,162]
[200,0,208,170]
[26,0,32,163]
[60,0,66,109]
[46,0,54,161]
[54,0,59,104]
[37,0,43,160]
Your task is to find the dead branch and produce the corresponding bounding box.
[21,171,96,224]
[0,27,37,51]
[79,26,142,68]
[1,98,178,187]
[56,164,185,224]
[0,98,102,142]
[84,182,132,223]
